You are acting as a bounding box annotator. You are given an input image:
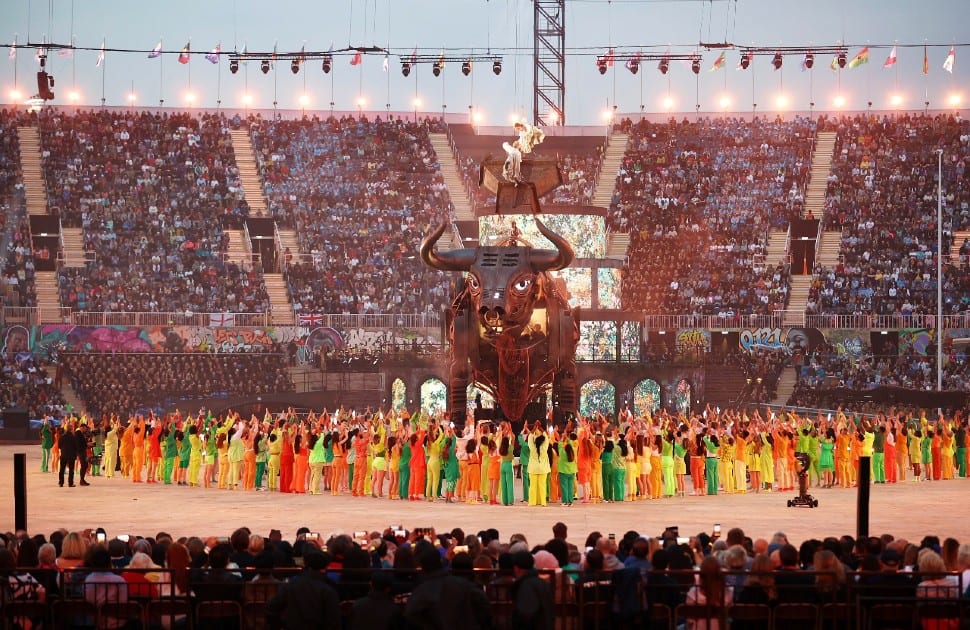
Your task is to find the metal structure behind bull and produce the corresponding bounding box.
[421,217,580,428]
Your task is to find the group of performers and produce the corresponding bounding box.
[40,403,969,504]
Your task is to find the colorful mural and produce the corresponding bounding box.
[899,328,934,356]
[675,328,711,352]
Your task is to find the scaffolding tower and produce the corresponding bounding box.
[533,0,566,126]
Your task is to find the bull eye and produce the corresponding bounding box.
[513,278,533,292]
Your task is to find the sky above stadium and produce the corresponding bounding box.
[1,0,967,124]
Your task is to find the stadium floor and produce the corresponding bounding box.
[2,445,967,546]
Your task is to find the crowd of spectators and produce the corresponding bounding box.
[612,116,813,315]
[251,115,452,315]
[1,523,967,629]
[0,354,65,419]
[814,113,970,317]
[62,352,293,418]
[37,109,265,314]
[3,214,37,308]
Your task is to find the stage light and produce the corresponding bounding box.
[260,59,270,74]
[9,89,22,101]
[184,91,196,105]
[357,96,366,108]
[803,53,814,69]
[662,96,675,110]
[601,109,614,121]
[596,57,607,75]
[775,94,789,109]
[461,60,471,76]
[68,90,80,102]
[472,111,483,123]
[772,53,783,70]
[127,92,137,103]
[890,94,904,107]
[691,58,701,74]
[291,59,300,74]
[413,98,422,109]
[833,95,846,108]
[401,61,411,77]
[547,109,559,123]
[719,95,731,109]
[322,55,332,74]
[948,93,961,107]
[241,93,253,105]
[837,51,847,68]
[627,58,639,75]
[229,58,239,74]
[492,59,502,75]
[658,59,669,75]
[432,60,442,77]
[298,94,310,107]
[740,54,751,70]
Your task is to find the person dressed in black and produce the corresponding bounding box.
[511,551,555,630]
[265,550,340,629]
[75,424,91,486]
[404,544,491,630]
[350,570,403,630]
[58,423,78,487]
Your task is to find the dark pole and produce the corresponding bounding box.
[14,452,27,531]
[856,455,871,540]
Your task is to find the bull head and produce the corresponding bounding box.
[422,219,573,330]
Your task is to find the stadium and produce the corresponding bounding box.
[0,0,969,628]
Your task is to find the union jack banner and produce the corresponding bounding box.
[210,312,236,327]
[298,313,325,327]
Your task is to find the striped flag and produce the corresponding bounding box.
[709,51,726,72]
[178,42,191,64]
[943,46,955,73]
[848,47,869,69]
[205,43,220,64]
[923,46,929,75]
[883,46,897,69]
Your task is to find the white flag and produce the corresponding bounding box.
[96,40,105,67]
[943,46,955,73]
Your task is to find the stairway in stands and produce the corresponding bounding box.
[18,126,63,321]
[229,129,268,215]
[60,382,88,418]
[783,276,813,326]
[594,132,631,261]
[429,133,475,221]
[704,369,748,408]
[951,230,970,264]
[816,230,841,268]
[224,229,253,266]
[765,230,789,266]
[772,369,799,405]
[17,127,47,216]
[803,131,836,218]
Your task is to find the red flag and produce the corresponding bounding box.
[922,46,929,75]
[178,42,190,64]
[605,48,615,67]
[350,51,362,66]
[883,46,897,69]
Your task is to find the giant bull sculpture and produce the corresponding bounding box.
[421,219,580,425]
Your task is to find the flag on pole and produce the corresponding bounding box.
[178,42,190,64]
[709,51,726,71]
[922,46,929,75]
[148,40,162,59]
[943,46,955,73]
[830,55,839,72]
[7,37,15,60]
[350,51,362,66]
[604,48,615,67]
[382,54,389,72]
[883,46,897,68]
[56,47,73,58]
[848,47,869,69]
[96,40,105,67]
[239,43,247,62]
[205,43,220,64]
[409,48,417,65]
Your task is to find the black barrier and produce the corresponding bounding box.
[857,455,871,541]
[14,452,27,531]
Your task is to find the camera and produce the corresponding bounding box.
[95,528,107,544]
[454,545,469,554]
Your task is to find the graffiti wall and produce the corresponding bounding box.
[15,324,440,366]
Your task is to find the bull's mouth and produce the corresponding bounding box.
[484,311,502,327]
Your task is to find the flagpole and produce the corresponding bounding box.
[159,37,164,107]
[937,148,943,392]
[100,37,106,107]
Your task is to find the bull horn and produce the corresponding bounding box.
[420,222,476,272]
[531,218,574,271]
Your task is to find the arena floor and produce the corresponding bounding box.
[2,445,967,547]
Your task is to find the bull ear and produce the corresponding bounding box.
[531,218,574,271]
[420,222,476,272]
